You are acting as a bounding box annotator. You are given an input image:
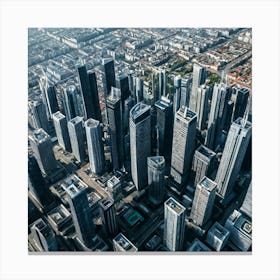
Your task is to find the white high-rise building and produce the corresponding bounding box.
[164,197,186,251]
[171,107,197,184]
[190,177,217,227]
[215,117,252,199]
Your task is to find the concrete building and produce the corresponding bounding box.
[116,73,130,109]
[99,197,118,237]
[29,129,57,176]
[130,102,151,190]
[190,177,217,227]
[45,83,59,119]
[63,85,79,121]
[192,145,216,187]
[107,87,124,170]
[30,218,57,251]
[53,111,72,152]
[158,69,167,97]
[88,71,102,122]
[68,116,86,163]
[64,184,95,248]
[164,197,186,251]
[205,222,230,251]
[225,209,252,251]
[195,84,210,131]
[85,118,105,175]
[215,117,252,199]
[147,156,165,205]
[113,233,138,252]
[240,182,252,219]
[173,75,182,115]
[107,175,122,202]
[171,107,197,185]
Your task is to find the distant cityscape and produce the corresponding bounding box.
[28,28,252,252]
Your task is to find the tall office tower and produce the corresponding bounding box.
[151,72,159,102]
[206,222,230,251]
[158,69,167,97]
[205,83,232,150]
[232,87,250,122]
[31,218,57,251]
[68,116,86,163]
[135,77,144,102]
[215,117,252,199]
[28,155,54,207]
[180,78,192,108]
[225,209,252,251]
[85,118,105,175]
[189,63,206,112]
[173,75,182,115]
[195,84,210,131]
[64,184,95,248]
[62,85,80,121]
[107,87,124,170]
[99,197,118,237]
[155,97,173,162]
[102,58,116,98]
[147,156,165,205]
[130,102,151,190]
[164,197,186,251]
[45,83,59,118]
[52,111,72,152]
[128,70,136,100]
[29,129,57,176]
[123,97,134,135]
[240,182,252,219]
[116,73,130,108]
[192,145,216,186]
[88,71,102,122]
[190,176,217,227]
[28,100,50,133]
[170,107,197,185]
[77,64,95,120]
[113,233,138,252]
[224,100,234,132]
[107,175,122,202]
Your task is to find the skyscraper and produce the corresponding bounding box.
[147,156,165,205]
[205,83,232,150]
[123,97,134,135]
[64,184,95,248]
[195,84,210,131]
[155,97,173,163]
[116,73,130,109]
[173,75,182,115]
[28,154,54,207]
[29,129,57,176]
[135,77,144,102]
[107,87,124,170]
[164,197,186,251]
[99,197,118,237]
[130,102,151,190]
[68,116,86,163]
[215,117,252,199]
[45,83,59,118]
[189,63,206,112]
[180,77,191,108]
[52,111,72,152]
[192,145,216,186]
[107,175,122,202]
[171,107,197,185]
[28,100,50,133]
[158,69,167,97]
[88,70,102,122]
[62,85,79,121]
[30,218,57,251]
[232,87,250,122]
[240,182,252,219]
[102,58,116,98]
[85,118,105,175]
[190,176,217,227]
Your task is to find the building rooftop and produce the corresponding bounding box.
[53,111,65,120]
[177,106,197,121]
[155,96,172,111]
[30,128,49,143]
[198,176,217,192]
[113,233,137,252]
[99,197,114,210]
[147,156,165,169]
[107,176,121,188]
[47,204,71,225]
[130,102,150,123]
[188,238,211,251]
[85,118,100,128]
[196,145,216,158]
[69,116,83,125]
[207,222,230,240]
[165,197,186,215]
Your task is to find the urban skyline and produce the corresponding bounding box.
[28,27,252,252]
